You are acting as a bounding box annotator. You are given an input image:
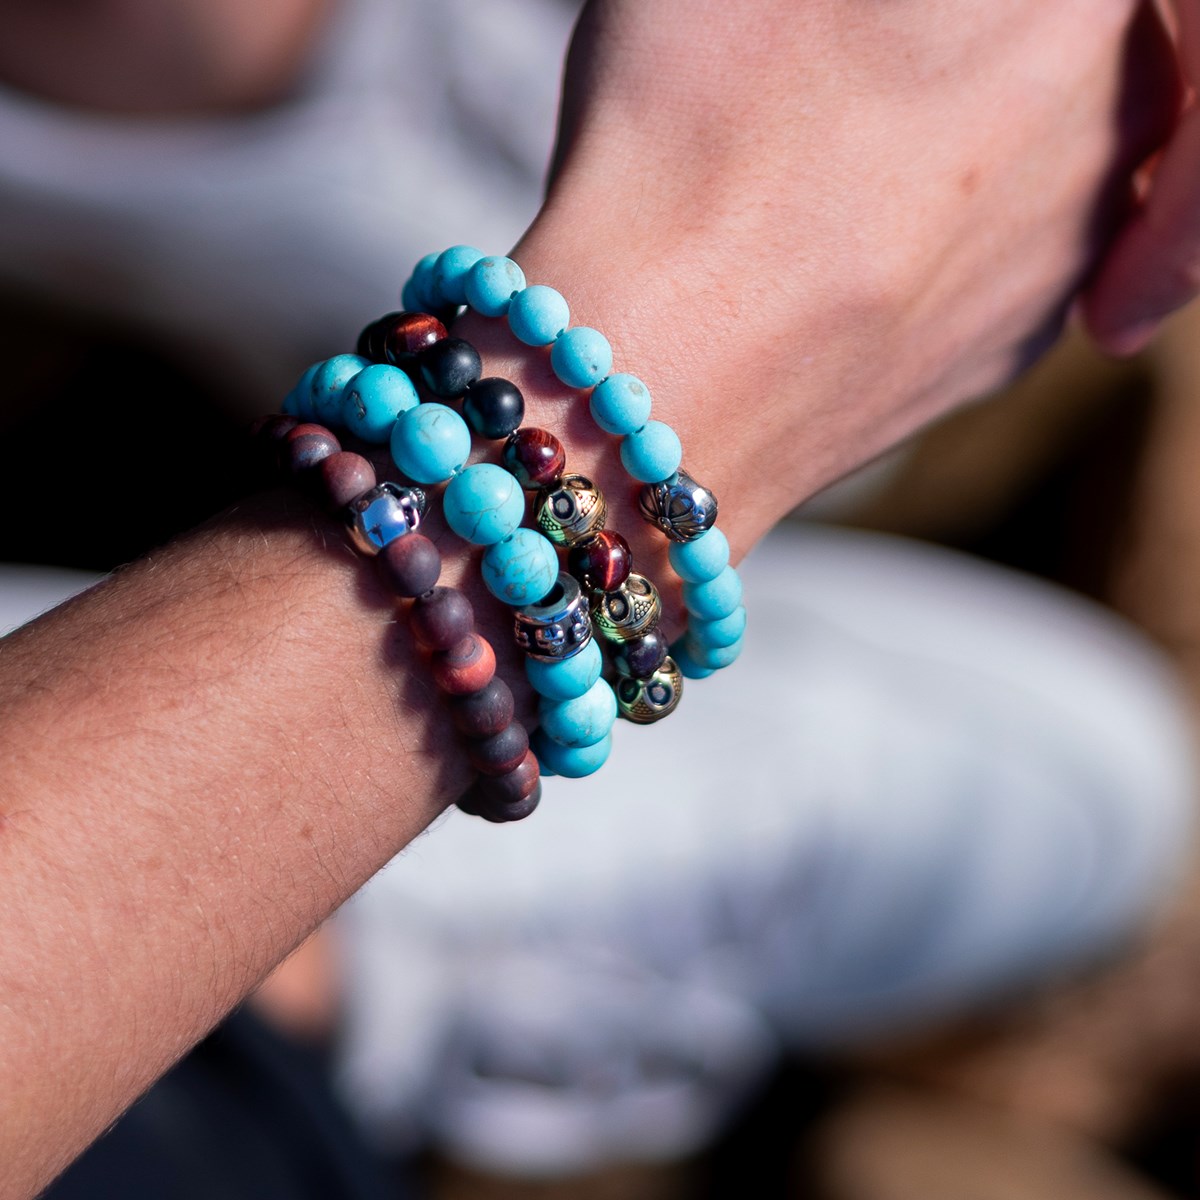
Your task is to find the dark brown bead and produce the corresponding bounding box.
[568,530,633,593]
[410,587,475,651]
[458,775,542,823]
[479,749,540,804]
[503,427,566,490]
[356,312,403,362]
[382,311,447,366]
[467,721,530,776]
[250,413,300,445]
[613,627,670,677]
[377,533,441,598]
[431,633,496,696]
[282,423,341,474]
[318,451,376,509]
[450,677,515,739]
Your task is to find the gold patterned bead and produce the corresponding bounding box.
[534,474,607,547]
[615,658,683,724]
[592,573,662,643]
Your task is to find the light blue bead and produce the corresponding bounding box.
[550,327,613,389]
[540,679,618,749]
[284,362,321,419]
[481,528,559,606]
[533,729,612,779]
[390,403,471,484]
[341,364,419,443]
[465,256,526,317]
[690,606,746,649]
[312,355,369,427]
[400,277,423,311]
[525,637,603,701]
[668,527,730,583]
[682,566,744,621]
[685,635,743,670]
[590,373,653,435]
[670,636,715,680]
[434,245,486,305]
[508,285,569,346]
[443,463,525,546]
[620,421,683,483]
[408,252,441,309]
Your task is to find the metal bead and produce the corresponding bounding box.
[513,572,593,662]
[534,473,607,547]
[591,573,662,643]
[345,482,427,555]
[615,657,684,724]
[638,469,719,543]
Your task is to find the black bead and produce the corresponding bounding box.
[463,377,525,440]
[356,312,402,362]
[418,337,483,399]
[450,677,515,739]
[613,628,669,677]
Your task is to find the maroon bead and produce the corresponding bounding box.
[467,721,530,777]
[503,428,566,490]
[613,627,669,677]
[250,413,300,445]
[318,451,376,509]
[282,423,341,474]
[479,750,540,804]
[480,784,542,822]
[568,530,633,593]
[382,311,447,366]
[450,677,515,739]
[377,533,442,598]
[410,587,474,651]
[356,312,402,362]
[431,633,496,696]
[459,752,542,821]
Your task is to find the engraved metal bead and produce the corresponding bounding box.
[513,572,593,662]
[615,657,683,724]
[592,572,662,643]
[534,473,607,547]
[346,482,428,555]
[638,469,718,543]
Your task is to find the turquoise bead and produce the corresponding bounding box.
[390,403,471,484]
[620,421,682,483]
[540,679,617,749]
[682,566,743,621]
[443,463,525,546]
[508,285,569,346]
[525,637,603,701]
[533,729,612,779]
[685,635,743,670]
[284,362,322,419]
[312,355,369,427]
[341,364,419,443]
[550,327,613,389]
[690,605,746,649]
[590,373,653,436]
[408,252,441,309]
[465,256,526,317]
[481,528,559,606]
[668,527,730,583]
[434,245,486,305]
[670,636,715,680]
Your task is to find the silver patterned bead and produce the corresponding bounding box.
[513,572,593,662]
[534,474,607,547]
[592,572,661,643]
[615,657,683,724]
[346,482,427,555]
[638,470,718,543]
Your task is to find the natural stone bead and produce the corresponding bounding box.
[410,587,474,651]
[431,633,497,696]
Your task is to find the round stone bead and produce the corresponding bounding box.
[567,530,633,594]
[450,677,515,739]
[550,326,613,389]
[684,634,744,670]
[341,363,419,443]
[508,285,570,346]
[406,252,442,310]
[464,255,526,317]
[346,482,425,554]
[377,532,442,598]
[481,529,559,607]
[355,312,399,362]
[612,628,670,678]
[410,587,475,651]
[667,527,730,584]
[431,633,496,696]
[418,337,483,400]
[443,463,525,546]
[468,722,530,777]
[689,605,746,649]
[532,728,612,779]
[311,354,369,426]
[682,566,743,621]
[503,427,566,490]
[433,244,486,305]
[590,373,653,436]
[513,573,592,662]
[540,679,617,749]
[252,414,300,469]
[592,573,662,643]
[283,363,321,419]
[534,474,607,547]
[475,785,542,823]
[463,377,525,439]
[391,403,471,484]
[525,636,603,701]
[382,311,447,366]
[615,658,684,724]
[620,421,683,484]
[283,423,341,474]
[477,749,540,805]
[318,451,376,509]
[639,470,719,543]
[669,636,715,680]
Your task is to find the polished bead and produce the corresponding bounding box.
[410,586,474,651]
[668,527,730,583]
[590,373,652,436]
[443,463,525,546]
[283,423,341,474]
[341,363,419,443]
[450,677,515,739]
[532,728,612,778]
[508,285,569,346]
[615,658,684,724]
[551,326,613,389]
[433,244,486,305]
[381,311,447,366]
[465,255,526,317]
[689,605,746,649]
[356,312,401,362]
[534,474,607,547]
[540,679,617,749]
[612,628,670,678]
[481,529,559,607]
[502,427,565,489]
[406,252,441,311]
[592,573,662,643]
[431,633,496,696]
[684,634,743,670]
[391,403,471,483]
[525,636,603,701]
[620,421,683,483]
[670,636,715,680]
[283,363,321,420]
[319,451,376,509]
[568,530,633,593]
[377,532,442,597]
[463,377,525,439]
[468,722,530,777]
[682,566,743,621]
[513,572,592,662]
[639,470,719,543]
[346,482,426,554]
[477,749,540,805]
[418,337,483,399]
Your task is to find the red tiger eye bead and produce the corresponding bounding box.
[568,530,633,593]
[503,427,566,490]
[382,311,448,365]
